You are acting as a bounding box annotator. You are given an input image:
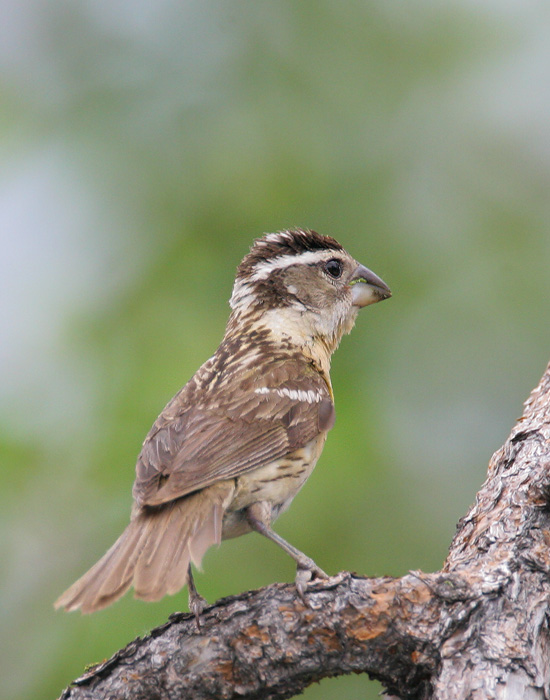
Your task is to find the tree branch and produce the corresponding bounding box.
[59,362,550,700]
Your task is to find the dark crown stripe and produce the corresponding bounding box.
[237,228,344,279]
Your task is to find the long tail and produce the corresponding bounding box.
[54,482,235,613]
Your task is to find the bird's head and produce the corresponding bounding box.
[228,228,391,361]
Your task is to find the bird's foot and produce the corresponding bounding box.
[188,588,207,630]
[295,557,328,606]
[187,565,207,630]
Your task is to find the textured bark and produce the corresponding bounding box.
[58,362,550,700]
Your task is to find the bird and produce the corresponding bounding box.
[55,228,391,622]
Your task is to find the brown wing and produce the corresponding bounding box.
[133,357,334,507]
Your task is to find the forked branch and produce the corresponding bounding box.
[59,362,550,700]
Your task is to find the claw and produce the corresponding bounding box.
[295,559,328,606]
[295,565,313,604]
[188,589,207,630]
[244,502,329,607]
[187,565,207,630]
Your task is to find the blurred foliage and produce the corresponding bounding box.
[1,2,550,699]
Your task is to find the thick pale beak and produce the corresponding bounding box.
[350,264,392,307]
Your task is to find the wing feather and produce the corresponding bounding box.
[133,356,333,507]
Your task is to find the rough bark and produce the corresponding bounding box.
[58,362,550,700]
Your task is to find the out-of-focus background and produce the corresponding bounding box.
[2,2,550,699]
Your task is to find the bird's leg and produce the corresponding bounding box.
[246,502,328,603]
[187,564,207,629]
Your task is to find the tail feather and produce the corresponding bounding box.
[188,502,224,567]
[164,537,193,596]
[94,512,154,604]
[54,519,142,613]
[133,500,187,600]
[54,481,235,613]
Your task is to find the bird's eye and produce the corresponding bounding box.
[324,258,343,279]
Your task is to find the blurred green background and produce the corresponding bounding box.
[2,2,550,699]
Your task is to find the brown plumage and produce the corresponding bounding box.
[55,228,391,617]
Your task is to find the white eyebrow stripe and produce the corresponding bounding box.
[250,249,339,282]
[254,386,325,403]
